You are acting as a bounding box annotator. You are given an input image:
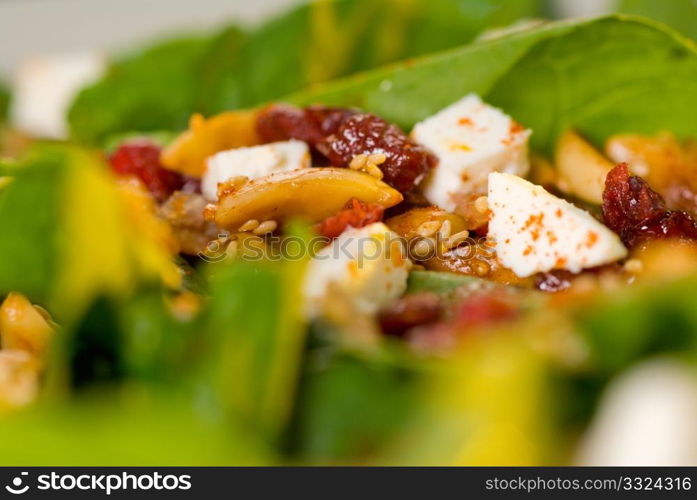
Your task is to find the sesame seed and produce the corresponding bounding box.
[239,219,260,232]
[472,260,490,276]
[412,238,434,260]
[623,258,643,274]
[446,230,470,249]
[474,196,489,213]
[253,220,278,235]
[368,153,387,165]
[366,164,384,179]
[416,220,442,237]
[438,219,452,240]
[349,154,368,169]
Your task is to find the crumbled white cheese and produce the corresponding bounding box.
[488,172,627,277]
[303,222,410,317]
[412,93,531,211]
[202,140,310,201]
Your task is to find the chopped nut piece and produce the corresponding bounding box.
[253,220,278,235]
[349,154,368,169]
[438,219,452,240]
[416,220,442,237]
[239,219,260,232]
[413,238,435,260]
[447,230,470,249]
[368,153,387,165]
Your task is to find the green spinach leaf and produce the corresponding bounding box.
[68,0,541,145]
[618,0,697,40]
[291,16,697,154]
[68,35,217,145]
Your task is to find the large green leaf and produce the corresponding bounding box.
[206,0,542,112]
[68,35,217,145]
[618,0,697,40]
[291,15,697,154]
[68,0,541,145]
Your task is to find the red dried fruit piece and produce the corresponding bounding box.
[256,104,357,149]
[109,140,184,202]
[316,197,384,239]
[456,291,518,328]
[378,292,442,337]
[320,113,437,193]
[602,163,697,248]
[256,104,436,193]
[407,291,518,354]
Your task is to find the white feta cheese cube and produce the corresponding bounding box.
[412,93,531,211]
[303,222,410,317]
[202,140,310,201]
[10,52,106,139]
[488,172,627,277]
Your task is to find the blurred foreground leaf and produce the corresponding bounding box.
[0,394,270,465]
[200,223,311,444]
[288,325,418,462]
[576,277,697,375]
[0,145,179,321]
[381,332,556,465]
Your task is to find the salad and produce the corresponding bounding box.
[1,1,697,465]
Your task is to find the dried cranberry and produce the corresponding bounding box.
[320,113,436,193]
[378,292,442,337]
[256,104,436,193]
[109,140,183,202]
[406,291,518,354]
[256,104,356,149]
[315,198,384,239]
[602,163,697,248]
